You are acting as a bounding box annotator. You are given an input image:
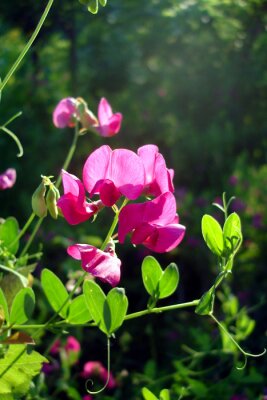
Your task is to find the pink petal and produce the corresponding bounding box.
[0,168,16,190]
[67,244,121,286]
[108,149,145,200]
[83,145,112,194]
[97,180,121,207]
[53,97,77,128]
[142,223,186,253]
[98,98,113,125]
[137,145,159,185]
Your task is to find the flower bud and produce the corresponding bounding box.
[46,186,60,219]
[32,181,47,218]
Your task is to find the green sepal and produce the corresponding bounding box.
[10,287,35,325]
[201,214,224,256]
[46,186,60,219]
[41,269,69,318]
[195,286,215,316]
[0,217,20,255]
[31,181,47,218]
[67,295,92,324]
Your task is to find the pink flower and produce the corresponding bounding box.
[83,145,145,207]
[83,396,93,400]
[118,192,185,253]
[67,243,121,286]
[57,170,103,225]
[82,361,117,389]
[50,338,61,355]
[53,97,77,128]
[138,145,174,197]
[0,168,16,190]
[65,336,81,354]
[96,98,122,137]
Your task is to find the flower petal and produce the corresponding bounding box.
[83,145,112,194]
[53,97,77,128]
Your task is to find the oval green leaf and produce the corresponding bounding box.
[160,389,170,400]
[0,217,20,255]
[142,387,158,400]
[41,269,69,318]
[10,287,35,325]
[105,287,128,334]
[158,263,179,299]
[223,212,242,254]
[88,0,98,13]
[83,280,107,334]
[201,215,224,256]
[142,256,163,296]
[67,295,92,324]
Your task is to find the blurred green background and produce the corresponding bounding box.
[0,0,266,399]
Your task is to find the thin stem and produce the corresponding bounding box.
[2,111,22,127]
[20,217,44,257]
[8,212,35,250]
[0,0,55,92]
[55,120,80,188]
[86,336,111,394]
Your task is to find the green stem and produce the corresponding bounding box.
[8,212,35,250]
[0,0,55,92]
[55,120,80,188]
[2,111,22,127]
[20,217,44,257]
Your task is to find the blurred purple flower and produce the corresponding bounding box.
[230,395,247,400]
[0,168,16,190]
[228,175,238,186]
[231,198,246,212]
[252,213,263,229]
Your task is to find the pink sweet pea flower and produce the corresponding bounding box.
[65,336,81,354]
[57,170,103,225]
[96,98,122,137]
[53,97,77,128]
[0,168,16,190]
[83,396,93,400]
[67,243,121,286]
[83,145,145,207]
[138,145,174,197]
[118,192,185,253]
[82,361,117,389]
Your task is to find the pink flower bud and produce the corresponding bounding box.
[53,97,77,128]
[0,168,16,190]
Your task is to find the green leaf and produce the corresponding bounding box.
[99,0,107,6]
[158,263,179,299]
[67,295,92,324]
[160,389,170,400]
[105,288,128,334]
[0,288,9,324]
[41,269,69,318]
[142,387,159,400]
[83,280,107,334]
[142,256,162,296]
[195,286,215,316]
[201,215,224,256]
[10,288,35,325]
[88,0,98,13]
[223,212,242,255]
[0,217,19,255]
[0,345,47,397]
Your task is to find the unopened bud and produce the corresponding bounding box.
[46,186,60,219]
[32,181,47,218]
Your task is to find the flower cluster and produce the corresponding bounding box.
[57,144,185,286]
[53,97,122,137]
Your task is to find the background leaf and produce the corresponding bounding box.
[41,269,69,318]
[67,295,92,324]
[0,288,9,324]
[0,345,47,397]
[10,287,35,325]
[0,217,19,255]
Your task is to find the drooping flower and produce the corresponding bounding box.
[137,145,174,197]
[118,192,185,253]
[0,168,16,190]
[81,361,117,389]
[53,97,77,128]
[96,98,123,137]
[57,170,103,225]
[67,243,121,286]
[83,145,145,207]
